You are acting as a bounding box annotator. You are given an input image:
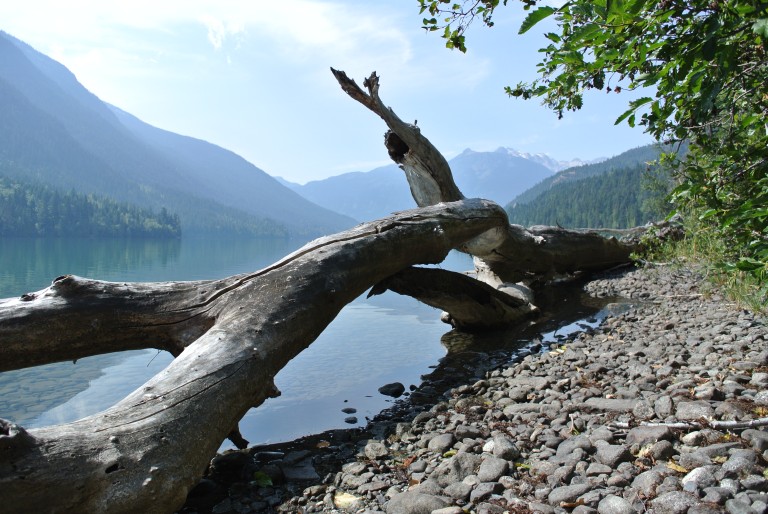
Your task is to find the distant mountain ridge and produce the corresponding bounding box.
[505,144,675,229]
[507,145,666,208]
[459,148,603,173]
[0,31,355,236]
[284,147,563,221]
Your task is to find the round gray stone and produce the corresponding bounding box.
[364,441,389,460]
[427,433,456,454]
[597,494,634,514]
[477,456,509,483]
[595,444,632,467]
[625,425,673,446]
[385,491,449,514]
[632,470,664,497]
[681,466,717,492]
[433,452,482,487]
[491,434,521,460]
[547,483,592,505]
[556,435,593,457]
[649,491,698,514]
[675,400,715,420]
[443,481,472,501]
[379,382,406,398]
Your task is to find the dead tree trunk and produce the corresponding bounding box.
[330,69,633,287]
[0,70,636,513]
[0,201,508,513]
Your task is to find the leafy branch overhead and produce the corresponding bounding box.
[418,0,768,283]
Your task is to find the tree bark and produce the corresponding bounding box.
[0,200,507,513]
[367,266,538,331]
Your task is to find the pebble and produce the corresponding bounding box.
[180,264,767,514]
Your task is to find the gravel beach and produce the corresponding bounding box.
[181,263,768,514]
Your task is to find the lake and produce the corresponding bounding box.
[0,236,474,444]
[0,236,608,447]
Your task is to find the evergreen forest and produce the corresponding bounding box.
[506,162,671,229]
[0,175,181,238]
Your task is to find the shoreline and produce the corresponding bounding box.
[181,263,767,514]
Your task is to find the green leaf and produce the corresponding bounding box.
[742,208,768,220]
[607,0,624,16]
[571,23,602,42]
[519,6,556,34]
[753,18,768,39]
[252,471,273,487]
[736,257,765,272]
[626,0,649,16]
[614,96,652,125]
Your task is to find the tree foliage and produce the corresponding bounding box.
[418,0,768,280]
[510,143,667,205]
[0,175,181,238]
[506,162,672,228]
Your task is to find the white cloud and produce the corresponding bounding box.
[0,1,427,89]
[14,1,500,87]
[200,15,225,50]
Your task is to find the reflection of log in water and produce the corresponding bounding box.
[374,286,619,420]
[438,280,625,354]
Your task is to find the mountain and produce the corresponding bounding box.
[286,148,557,221]
[451,148,560,202]
[0,175,181,237]
[507,144,666,207]
[486,148,602,172]
[0,31,355,236]
[505,144,677,229]
[284,165,410,222]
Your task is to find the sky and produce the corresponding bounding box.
[1,1,653,184]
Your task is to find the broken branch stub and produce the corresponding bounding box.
[330,68,464,206]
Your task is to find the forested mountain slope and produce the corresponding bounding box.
[508,145,666,207]
[0,176,181,237]
[506,160,672,229]
[0,31,354,236]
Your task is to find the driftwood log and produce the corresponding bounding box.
[0,70,635,513]
[330,69,632,286]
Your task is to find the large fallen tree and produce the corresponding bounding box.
[0,70,635,513]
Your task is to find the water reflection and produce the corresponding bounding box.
[0,237,624,449]
[0,236,304,428]
[438,280,611,354]
[0,237,181,296]
[21,350,173,428]
[0,353,125,425]
[0,238,473,442]
[0,236,303,298]
[234,299,448,445]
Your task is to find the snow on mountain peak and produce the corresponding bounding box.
[491,147,603,172]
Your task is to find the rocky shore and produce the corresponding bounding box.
[180,263,768,514]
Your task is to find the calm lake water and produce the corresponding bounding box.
[0,236,612,447]
[0,236,477,445]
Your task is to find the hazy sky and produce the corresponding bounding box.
[2,1,653,183]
